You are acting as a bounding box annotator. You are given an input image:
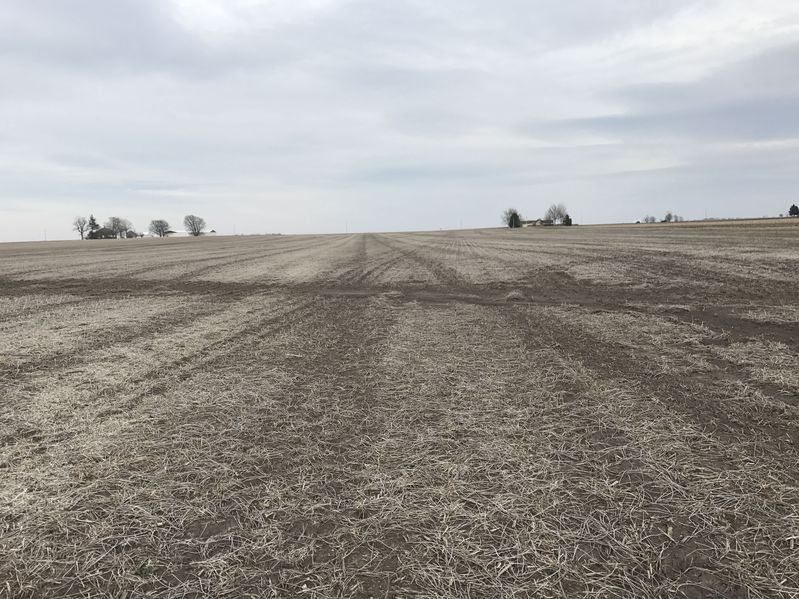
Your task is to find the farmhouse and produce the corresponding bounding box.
[164,229,217,237]
[90,227,117,239]
[522,219,554,227]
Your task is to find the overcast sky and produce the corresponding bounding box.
[1,1,798,240]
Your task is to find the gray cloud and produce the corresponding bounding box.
[533,43,799,142]
[0,1,193,71]
[557,96,799,142]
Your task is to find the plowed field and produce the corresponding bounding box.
[2,223,798,598]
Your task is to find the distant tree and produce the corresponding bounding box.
[562,214,573,226]
[184,214,206,236]
[790,204,799,217]
[105,216,132,239]
[86,214,100,239]
[545,203,568,224]
[502,208,522,228]
[73,216,88,240]
[149,219,170,237]
[105,217,121,238]
[643,215,657,224]
[662,212,673,223]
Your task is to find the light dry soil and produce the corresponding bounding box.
[1,222,798,598]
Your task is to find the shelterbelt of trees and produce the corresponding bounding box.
[72,214,208,239]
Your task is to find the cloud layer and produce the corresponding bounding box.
[1,0,798,240]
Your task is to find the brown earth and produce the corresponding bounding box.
[1,223,798,598]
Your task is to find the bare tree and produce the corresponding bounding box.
[105,217,132,239]
[544,203,568,224]
[73,216,88,240]
[643,215,657,224]
[502,208,523,228]
[105,217,122,238]
[184,215,206,236]
[663,212,673,223]
[149,219,170,237]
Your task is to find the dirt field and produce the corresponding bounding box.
[1,222,798,598]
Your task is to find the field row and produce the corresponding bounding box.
[1,225,798,597]
[1,226,798,297]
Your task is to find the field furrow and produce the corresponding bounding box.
[1,222,798,598]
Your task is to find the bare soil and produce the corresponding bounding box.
[1,222,798,598]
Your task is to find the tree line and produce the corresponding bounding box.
[641,212,684,224]
[643,204,799,222]
[72,214,207,239]
[502,203,573,228]
[503,204,799,228]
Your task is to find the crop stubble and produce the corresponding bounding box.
[1,222,798,598]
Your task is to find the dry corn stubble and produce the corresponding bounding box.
[1,222,798,598]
